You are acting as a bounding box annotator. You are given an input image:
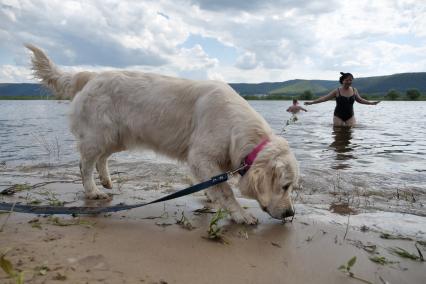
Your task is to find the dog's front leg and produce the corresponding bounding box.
[205,183,258,225]
[188,157,257,224]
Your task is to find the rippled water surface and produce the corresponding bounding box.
[252,100,426,175]
[1,100,425,214]
[1,100,426,174]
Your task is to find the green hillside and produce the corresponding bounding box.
[0,83,52,99]
[227,81,289,95]
[352,73,426,93]
[269,80,330,95]
[230,72,426,97]
[1,72,425,99]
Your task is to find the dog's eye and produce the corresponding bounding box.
[282,183,291,191]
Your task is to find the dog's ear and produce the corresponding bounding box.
[271,160,285,184]
[248,167,265,195]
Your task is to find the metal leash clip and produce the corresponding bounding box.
[227,163,248,177]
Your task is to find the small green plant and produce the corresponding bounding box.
[338,256,357,276]
[380,232,412,240]
[35,264,50,275]
[0,250,25,284]
[338,256,372,284]
[388,247,423,261]
[28,218,42,229]
[176,212,194,230]
[369,256,396,265]
[1,183,31,195]
[206,209,229,243]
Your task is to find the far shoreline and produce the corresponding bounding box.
[1,96,426,101]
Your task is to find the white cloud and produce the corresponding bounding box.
[236,52,257,70]
[0,65,32,83]
[0,0,425,83]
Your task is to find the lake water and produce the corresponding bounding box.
[1,100,425,217]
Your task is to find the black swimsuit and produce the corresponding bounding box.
[334,88,355,122]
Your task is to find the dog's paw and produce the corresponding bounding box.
[100,179,113,189]
[230,210,258,225]
[86,190,111,200]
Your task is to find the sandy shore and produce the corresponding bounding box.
[1,182,425,284]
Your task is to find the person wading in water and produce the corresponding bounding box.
[304,72,380,126]
[287,99,307,114]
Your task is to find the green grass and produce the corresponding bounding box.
[0,250,25,284]
[338,256,373,284]
[369,256,396,265]
[206,209,229,243]
[0,96,55,100]
[388,247,423,261]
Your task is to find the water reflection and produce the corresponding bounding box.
[329,126,354,170]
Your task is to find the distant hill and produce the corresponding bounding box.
[230,72,426,96]
[227,82,289,95]
[0,83,52,98]
[268,79,334,95]
[349,73,426,94]
[1,72,425,98]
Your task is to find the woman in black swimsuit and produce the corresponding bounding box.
[304,72,380,126]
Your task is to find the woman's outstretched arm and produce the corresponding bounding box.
[304,89,337,105]
[354,89,380,105]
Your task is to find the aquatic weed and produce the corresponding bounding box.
[28,218,42,229]
[388,247,423,261]
[0,250,25,284]
[380,232,412,241]
[369,256,396,265]
[206,208,229,243]
[338,256,373,284]
[348,240,376,253]
[176,212,194,230]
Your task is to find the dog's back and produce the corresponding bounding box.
[26,45,267,161]
[69,70,260,160]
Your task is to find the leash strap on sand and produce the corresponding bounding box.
[0,166,246,215]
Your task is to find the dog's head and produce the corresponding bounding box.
[238,137,299,220]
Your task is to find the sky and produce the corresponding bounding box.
[1,0,425,84]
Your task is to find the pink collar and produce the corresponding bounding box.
[238,138,270,176]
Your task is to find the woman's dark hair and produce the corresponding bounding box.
[339,72,354,84]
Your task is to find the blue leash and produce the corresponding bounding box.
[0,166,245,215]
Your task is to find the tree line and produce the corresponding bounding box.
[243,89,424,101]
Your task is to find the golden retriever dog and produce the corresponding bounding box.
[26,44,298,224]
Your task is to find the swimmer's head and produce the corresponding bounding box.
[339,72,354,84]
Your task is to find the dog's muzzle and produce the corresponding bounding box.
[282,208,295,219]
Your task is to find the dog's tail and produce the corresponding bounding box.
[25,44,95,100]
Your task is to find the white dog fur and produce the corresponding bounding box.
[26,44,299,224]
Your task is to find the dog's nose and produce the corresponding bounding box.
[282,208,295,218]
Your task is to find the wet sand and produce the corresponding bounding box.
[1,182,425,284]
